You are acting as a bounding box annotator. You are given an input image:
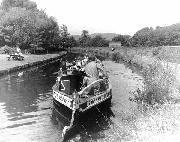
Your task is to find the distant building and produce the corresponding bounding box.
[109,42,121,48]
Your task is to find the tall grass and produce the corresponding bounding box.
[109,49,176,106]
[112,52,121,62]
[133,102,180,142]
[142,60,175,104]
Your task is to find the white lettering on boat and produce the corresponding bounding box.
[53,91,72,109]
[87,92,111,107]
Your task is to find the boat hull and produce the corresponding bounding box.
[52,94,112,121]
[53,87,112,112]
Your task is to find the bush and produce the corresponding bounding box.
[111,52,121,62]
[105,51,110,58]
[0,45,15,54]
[133,60,176,106]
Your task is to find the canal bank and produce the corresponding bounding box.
[0,51,66,77]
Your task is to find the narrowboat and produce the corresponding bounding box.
[52,61,112,136]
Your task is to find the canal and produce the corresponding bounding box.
[0,53,143,142]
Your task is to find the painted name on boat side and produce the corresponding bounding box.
[87,91,111,107]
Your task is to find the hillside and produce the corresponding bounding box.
[73,33,119,41]
[90,33,119,41]
[72,35,81,41]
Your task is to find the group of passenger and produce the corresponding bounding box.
[59,55,107,87]
[82,56,107,86]
[70,55,89,71]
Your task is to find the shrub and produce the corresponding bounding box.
[112,52,121,62]
[0,45,15,54]
[105,51,110,58]
[133,60,176,106]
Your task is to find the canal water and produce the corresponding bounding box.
[0,53,143,142]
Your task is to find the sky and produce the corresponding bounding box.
[19,0,180,35]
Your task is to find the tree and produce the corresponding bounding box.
[59,25,77,51]
[68,36,77,48]
[59,24,70,49]
[90,35,109,47]
[112,35,132,47]
[81,30,89,38]
[131,23,180,47]
[78,30,91,47]
[132,27,153,47]
[0,0,61,53]
[1,0,37,10]
[37,17,60,52]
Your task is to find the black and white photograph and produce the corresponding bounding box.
[1,0,180,141]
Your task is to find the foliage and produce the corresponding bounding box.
[68,36,77,47]
[0,44,14,54]
[59,25,77,50]
[0,0,61,53]
[1,0,37,10]
[89,35,109,47]
[132,24,180,47]
[78,30,109,47]
[112,35,131,47]
[142,61,175,104]
[130,59,176,106]
[78,30,91,47]
[111,52,121,62]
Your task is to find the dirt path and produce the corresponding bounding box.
[103,61,143,114]
[94,61,143,141]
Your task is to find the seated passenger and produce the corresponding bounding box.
[83,75,97,87]
[83,59,99,86]
[95,57,108,79]
[82,55,107,87]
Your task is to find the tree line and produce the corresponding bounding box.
[110,24,180,47]
[76,23,180,48]
[0,0,78,53]
[77,30,109,47]
[131,24,180,47]
[1,0,180,53]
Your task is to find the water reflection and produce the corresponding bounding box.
[0,59,63,141]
